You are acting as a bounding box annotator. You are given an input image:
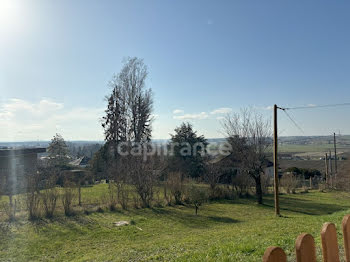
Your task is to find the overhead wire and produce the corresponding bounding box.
[273,102,350,135]
[280,108,305,134]
[283,102,350,110]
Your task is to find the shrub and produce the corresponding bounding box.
[41,187,59,218]
[61,183,77,216]
[280,173,299,194]
[25,170,43,220]
[133,196,141,209]
[26,191,41,220]
[166,172,184,205]
[210,186,233,200]
[186,183,208,215]
[131,160,156,208]
[1,199,17,221]
[106,182,118,211]
[118,182,129,210]
[232,173,252,197]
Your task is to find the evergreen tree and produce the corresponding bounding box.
[169,123,208,179]
[47,133,70,167]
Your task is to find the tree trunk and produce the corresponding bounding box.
[255,175,263,204]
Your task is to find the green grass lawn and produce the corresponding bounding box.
[1,189,350,261]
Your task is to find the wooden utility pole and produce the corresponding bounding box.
[325,153,329,186]
[273,104,280,216]
[329,150,333,188]
[329,150,333,175]
[334,133,338,174]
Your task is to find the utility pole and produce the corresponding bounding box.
[334,133,337,174]
[325,153,329,186]
[329,150,333,188]
[329,150,333,174]
[273,104,280,216]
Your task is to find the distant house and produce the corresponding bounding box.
[209,153,275,177]
[0,148,46,194]
[69,156,91,168]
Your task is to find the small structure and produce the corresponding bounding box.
[0,147,46,196]
[69,156,91,168]
[209,154,275,178]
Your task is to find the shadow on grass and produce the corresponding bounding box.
[261,194,349,216]
[29,214,97,235]
[207,216,239,223]
[149,207,240,228]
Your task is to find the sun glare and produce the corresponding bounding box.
[0,0,20,33]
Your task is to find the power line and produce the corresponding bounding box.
[275,102,350,134]
[283,102,350,110]
[281,109,304,134]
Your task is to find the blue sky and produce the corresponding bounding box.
[1,0,350,141]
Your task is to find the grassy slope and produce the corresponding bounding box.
[1,190,350,261]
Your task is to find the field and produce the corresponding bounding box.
[274,136,350,176]
[1,185,350,261]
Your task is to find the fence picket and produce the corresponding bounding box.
[342,215,350,262]
[321,222,340,262]
[262,246,287,262]
[295,233,316,262]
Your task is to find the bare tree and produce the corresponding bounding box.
[128,156,159,208]
[102,57,153,147]
[101,57,154,207]
[232,171,253,197]
[222,108,271,204]
[61,181,77,216]
[25,169,42,220]
[37,163,59,218]
[41,185,59,218]
[280,173,299,194]
[166,172,184,205]
[204,165,222,198]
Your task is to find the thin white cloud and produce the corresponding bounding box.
[210,107,232,115]
[216,116,225,120]
[307,104,317,107]
[263,106,274,110]
[173,109,184,114]
[0,98,104,141]
[173,112,208,120]
[3,98,63,115]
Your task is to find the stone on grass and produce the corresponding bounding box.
[113,221,129,227]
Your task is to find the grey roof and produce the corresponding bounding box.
[69,156,91,166]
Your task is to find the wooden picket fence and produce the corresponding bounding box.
[263,214,350,262]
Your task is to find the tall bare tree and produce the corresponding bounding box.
[222,108,271,204]
[101,57,154,206]
[102,57,153,147]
